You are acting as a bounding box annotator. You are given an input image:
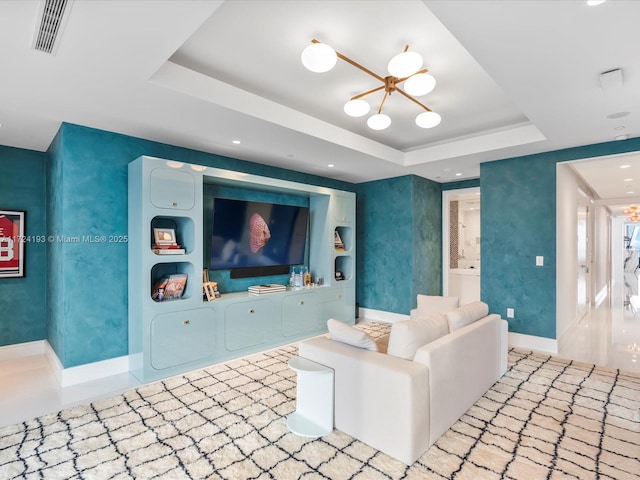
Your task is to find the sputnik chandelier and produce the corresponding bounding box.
[301,39,441,131]
[624,204,640,223]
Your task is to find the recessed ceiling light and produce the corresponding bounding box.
[615,134,628,141]
[628,191,636,194]
[328,164,335,168]
[455,173,462,177]
[587,0,607,5]
[620,165,631,169]
[232,140,241,144]
[607,111,630,119]
[624,178,633,182]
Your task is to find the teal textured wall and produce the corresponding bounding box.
[49,123,354,368]
[412,176,442,301]
[481,136,640,339]
[0,146,47,347]
[356,175,441,314]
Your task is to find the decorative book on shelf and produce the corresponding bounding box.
[334,230,345,250]
[152,273,188,301]
[153,245,185,255]
[248,284,287,295]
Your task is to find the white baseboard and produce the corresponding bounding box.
[44,341,130,387]
[0,340,45,362]
[359,307,409,324]
[508,332,558,355]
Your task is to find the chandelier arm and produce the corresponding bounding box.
[351,85,386,101]
[377,91,390,114]
[396,68,429,84]
[311,39,385,82]
[395,86,433,112]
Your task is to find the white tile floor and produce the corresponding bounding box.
[1,271,639,429]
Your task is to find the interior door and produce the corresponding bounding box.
[577,200,590,322]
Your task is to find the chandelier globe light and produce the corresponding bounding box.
[387,50,423,77]
[301,42,337,73]
[415,111,442,128]
[302,39,440,131]
[343,99,370,117]
[367,113,391,130]
[404,73,436,96]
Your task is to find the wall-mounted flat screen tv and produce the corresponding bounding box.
[209,198,309,276]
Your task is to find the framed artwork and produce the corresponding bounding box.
[153,227,177,246]
[0,210,25,278]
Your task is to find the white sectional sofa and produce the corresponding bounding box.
[298,297,508,465]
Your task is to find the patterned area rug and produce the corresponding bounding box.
[1,322,639,479]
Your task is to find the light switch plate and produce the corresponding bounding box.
[536,256,544,266]
[507,308,515,318]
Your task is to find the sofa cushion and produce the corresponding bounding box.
[387,312,449,360]
[446,301,489,332]
[416,295,459,315]
[327,319,378,351]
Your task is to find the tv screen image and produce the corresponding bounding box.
[209,198,309,272]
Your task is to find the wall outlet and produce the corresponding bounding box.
[536,256,544,266]
[507,308,515,318]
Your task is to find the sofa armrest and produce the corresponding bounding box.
[413,314,506,445]
[299,337,430,465]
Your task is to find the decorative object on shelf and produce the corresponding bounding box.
[624,204,640,223]
[153,227,177,245]
[335,270,345,281]
[248,283,287,295]
[152,273,187,301]
[203,281,219,301]
[301,39,440,131]
[334,229,345,251]
[0,210,25,278]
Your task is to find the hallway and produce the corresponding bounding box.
[558,269,640,375]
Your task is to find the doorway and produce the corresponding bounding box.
[442,187,481,305]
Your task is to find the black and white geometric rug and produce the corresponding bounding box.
[1,322,639,479]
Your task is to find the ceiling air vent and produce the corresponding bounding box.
[32,0,73,55]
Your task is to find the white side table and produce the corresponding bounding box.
[287,355,334,438]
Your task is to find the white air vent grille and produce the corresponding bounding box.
[33,0,71,55]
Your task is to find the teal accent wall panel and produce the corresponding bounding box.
[481,155,557,338]
[442,178,480,191]
[48,123,354,368]
[356,175,441,314]
[412,176,442,301]
[0,146,47,347]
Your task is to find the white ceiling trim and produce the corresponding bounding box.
[404,123,546,166]
[150,61,405,165]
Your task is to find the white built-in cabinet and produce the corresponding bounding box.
[128,156,355,383]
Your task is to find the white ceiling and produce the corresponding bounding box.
[0,0,638,214]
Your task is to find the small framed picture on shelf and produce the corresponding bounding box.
[154,227,177,246]
[203,281,219,302]
[0,210,25,278]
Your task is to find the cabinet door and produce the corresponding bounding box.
[323,288,355,325]
[150,168,195,210]
[150,308,215,370]
[334,194,354,223]
[224,298,277,351]
[282,291,324,337]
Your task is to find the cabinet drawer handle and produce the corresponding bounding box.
[183,320,190,325]
[299,301,304,305]
[171,201,178,207]
[249,309,255,314]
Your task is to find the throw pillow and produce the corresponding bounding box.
[415,295,459,315]
[446,301,489,332]
[327,319,378,351]
[387,312,449,360]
